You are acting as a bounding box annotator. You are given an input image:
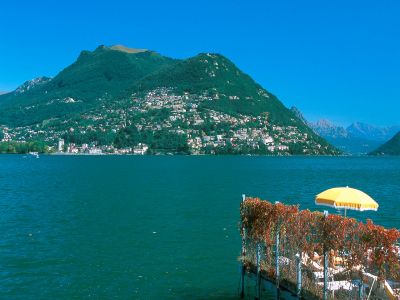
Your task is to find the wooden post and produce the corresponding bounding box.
[255,243,261,300]
[276,228,280,286]
[296,252,302,298]
[240,194,246,298]
[323,210,329,300]
[275,201,280,298]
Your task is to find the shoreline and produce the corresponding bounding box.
[0,152,395,157]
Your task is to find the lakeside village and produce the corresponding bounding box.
[55,139,148,155]
[0,88,330,155]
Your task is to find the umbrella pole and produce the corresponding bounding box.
[344,208,347,218]
[323,210,329,300]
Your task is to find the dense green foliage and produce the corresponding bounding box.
[114,125,189,154]
[369,131,400,155]
[132,53,301,126]
[0,141,51,154]
[0,46,175,126]
[62,130,116,146]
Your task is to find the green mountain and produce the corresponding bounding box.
[0,45,339,155]
[0,45,175,126]
[134,53,300,125]
[369,132,400,155]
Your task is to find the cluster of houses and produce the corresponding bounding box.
[1,87,324,155]
[57,139,149,155]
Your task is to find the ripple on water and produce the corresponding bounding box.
[0,155,399,299]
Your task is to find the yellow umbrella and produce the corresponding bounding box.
[315,186,378,217]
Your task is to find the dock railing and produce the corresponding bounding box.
[239,196,400,300]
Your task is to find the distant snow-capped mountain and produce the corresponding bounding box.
[290,107,399,154]
[310,119,349,139]
[347,122,400,142]
[312,121,400,154]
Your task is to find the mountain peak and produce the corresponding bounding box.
[348,122,374,132]
[14,76,52,94]
[347,122,400,141]
[314,119,335,128]
[310,119,348,139]
[91,45,149,55]
[109,45,148,54]
[193,52,231,63]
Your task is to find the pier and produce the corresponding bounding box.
[239,196,400,299]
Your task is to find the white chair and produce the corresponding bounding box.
[317,280,356,291]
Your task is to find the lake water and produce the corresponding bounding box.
[0,155,399,299]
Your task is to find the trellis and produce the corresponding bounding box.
[239,196,400,299]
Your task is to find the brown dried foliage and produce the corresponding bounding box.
[240,197,400,281]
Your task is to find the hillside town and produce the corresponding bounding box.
[0,88,331,155]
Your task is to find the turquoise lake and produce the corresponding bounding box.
[0,155,399,299]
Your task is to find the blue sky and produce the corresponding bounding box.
[0,0,399,126]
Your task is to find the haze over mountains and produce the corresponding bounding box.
[312,120,399,154]
[369,132,400,155]
[0,45,338,155]
[291,107,399,154]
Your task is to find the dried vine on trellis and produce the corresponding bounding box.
[240,197,400,281]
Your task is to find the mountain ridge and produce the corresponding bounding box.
[109,45,148,53]
[311,119,399,154]
[0,45,339,155]
[289,106,399,154]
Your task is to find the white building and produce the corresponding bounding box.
[58,139,65,152]
[89,148,102,155]
[263,136,274,144]
[81,144,89,152]
[133,143,149,155]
